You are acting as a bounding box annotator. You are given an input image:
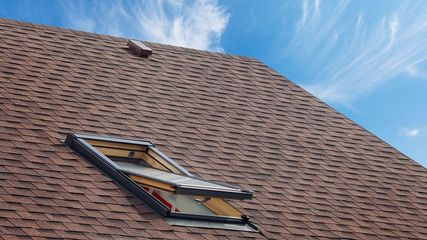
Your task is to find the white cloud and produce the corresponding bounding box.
[61,0,229,51]
[314,0,320,15]
[299,0,308,27]
[133,0,229,51]
[356,12,364,30]
[403,128,420,137]
[386,14,399,51]
[406,64,420,76]
[282,1,427,104]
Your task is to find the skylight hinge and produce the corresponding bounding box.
[127,40,153,58]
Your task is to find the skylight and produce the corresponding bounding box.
[65,133,257,231]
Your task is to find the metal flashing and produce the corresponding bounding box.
[166,218,258,232]
[168,212,245,224]
[73,133,153,146]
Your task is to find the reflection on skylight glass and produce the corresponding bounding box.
[148,187,216,215]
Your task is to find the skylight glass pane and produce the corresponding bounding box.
[148,187,216,216]
[116,161,252,199]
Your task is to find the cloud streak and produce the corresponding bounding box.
[133,0,228,51]
[282,0,427,104]
[403,128,420,137]
[61,0,229,51]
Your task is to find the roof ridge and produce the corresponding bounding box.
[0,17,125,43]
[0,17,256,62]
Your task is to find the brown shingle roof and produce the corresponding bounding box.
[0,18,426,239]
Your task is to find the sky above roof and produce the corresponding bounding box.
[1,0,426,167]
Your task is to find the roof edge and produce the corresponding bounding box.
[0,17,257,62]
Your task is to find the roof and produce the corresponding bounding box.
[0,18,426,239]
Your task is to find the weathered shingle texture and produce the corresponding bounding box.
[0,18,426,239]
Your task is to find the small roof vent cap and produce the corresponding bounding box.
[127,40,152,58]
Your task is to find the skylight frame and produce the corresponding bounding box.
[116,162,253,200]
[74,133,192,176]
[64,133,170,216]
[65,133,258,231]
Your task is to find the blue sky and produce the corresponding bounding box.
[1,0,426,167]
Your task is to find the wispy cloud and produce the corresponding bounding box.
[61,0,229,51]
[403,128,420,137]
[282,0,427,104]
[133,0,228,51]
[299,0,308,26]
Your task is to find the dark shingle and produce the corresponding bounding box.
[0,18,426,239]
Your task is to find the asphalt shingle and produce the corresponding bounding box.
[0,18,426,239]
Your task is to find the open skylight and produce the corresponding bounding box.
[65,133,257,231]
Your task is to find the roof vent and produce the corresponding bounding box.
[127,40,152,58]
